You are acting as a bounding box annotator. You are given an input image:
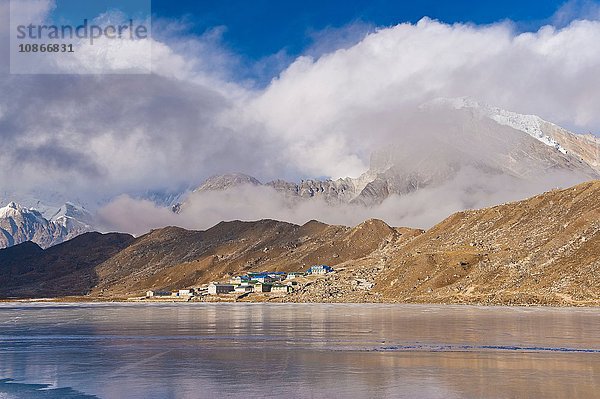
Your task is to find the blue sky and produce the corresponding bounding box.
[49,0,151,25]
[152,0,573,61]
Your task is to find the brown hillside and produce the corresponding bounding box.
[0,232,134,298]
[90,218,413,297]
[372,180,600,305]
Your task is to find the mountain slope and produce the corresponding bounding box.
[0,232,134,298]
[371,180,600,305]
[90,218,418,297]
[545,128,600,173]
[444,97,600,173]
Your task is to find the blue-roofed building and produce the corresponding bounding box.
[306,265,334,275]
[246,272,278,283]
[248,272,268,278]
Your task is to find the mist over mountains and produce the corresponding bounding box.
[98,99,599,236]
[1,99,598,248]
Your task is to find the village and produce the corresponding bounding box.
[137,265,334,302]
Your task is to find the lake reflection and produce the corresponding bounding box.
[0,303,599,398]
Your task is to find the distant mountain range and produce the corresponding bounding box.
[1,98,598,249]
[186,98,599,207]
[0,202,93,249]
[1,180,598,306]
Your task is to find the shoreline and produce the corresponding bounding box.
[1,297,599,308]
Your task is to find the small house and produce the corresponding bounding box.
[146,290,170,298]
[306,265,334,275]
[208,283,236,295]
[178,289,195,297]
[230,276,249,285]
[271,284,292,294]
[286,272,305,280]
[234,285,254,293]
[254,283,272,293]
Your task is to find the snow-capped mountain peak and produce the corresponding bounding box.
[0,202,20,218]
[433,97,568,154]
[50,202,94,230]
[0,201,94,249]
[0,202,45,221]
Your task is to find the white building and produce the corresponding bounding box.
[286,272,305,280]
[306,265,334,275]
[234,285,254,293]
[271,284,292,294]
[254,283,272,293]
[146,290,170,298]
[208,283,235,295]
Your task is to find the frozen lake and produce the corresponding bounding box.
[0,303,599,398]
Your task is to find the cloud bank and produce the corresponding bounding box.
[1,0,600,232]
[98,167,585,235]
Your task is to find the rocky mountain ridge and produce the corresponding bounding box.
[0,202,93,249]
[187,100,599,207]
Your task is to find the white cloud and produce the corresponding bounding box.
[97,195,179,236]
[552,0,600,27]
[98,167,583,233]
[1,1,600,233]
[245,18,600,178]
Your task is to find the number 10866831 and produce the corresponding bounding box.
[18,43,75,53]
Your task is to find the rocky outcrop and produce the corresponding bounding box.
[194,173,262,192]
[266,178,358,204]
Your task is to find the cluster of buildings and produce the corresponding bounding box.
[144,265,334,300]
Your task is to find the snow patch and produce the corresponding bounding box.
[434,97,569,155]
